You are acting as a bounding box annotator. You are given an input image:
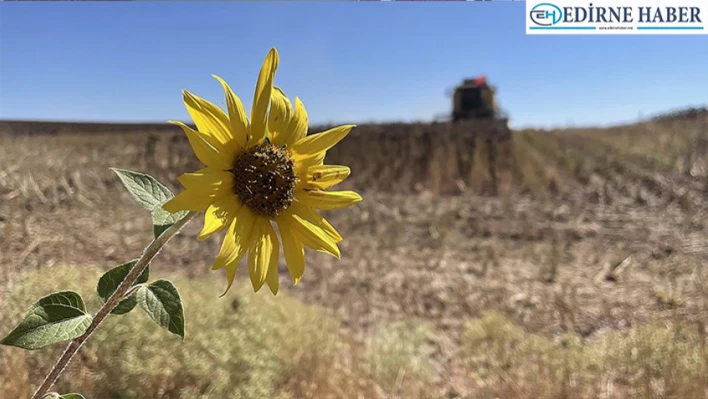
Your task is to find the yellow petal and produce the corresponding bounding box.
[163,168,233,215]
[169,120,231,170]
[182,90,238,160]
[264,222,280,295]
[296,189,362,211]
[177,167,234,195]
[250,48,279,145]
[212,75,248,150]
[292,150,326,181]
[318,215,343,244]
[162,188,214,213]
[291,124,355,158]
[276,217,306,284]
[288,201,342,243]
[198,196,240,241]
[212,206,257,270]
[247,218,274,292]
[303,165,350,190]
[275,97,308,147]
[284,207,341,259]
[220,249,248,297]
[268,87,292,144]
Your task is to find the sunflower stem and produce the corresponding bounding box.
[30,211,198,399]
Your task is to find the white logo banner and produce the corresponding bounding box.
[527,0,707,34]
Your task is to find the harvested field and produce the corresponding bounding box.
[1,109,708,398]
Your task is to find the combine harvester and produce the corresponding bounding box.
[450,75,513,195]
[451,75,511,137]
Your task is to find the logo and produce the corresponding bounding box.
[530,3,563,26]
[527,0,707,34]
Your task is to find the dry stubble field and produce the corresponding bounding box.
[1,109,708,398]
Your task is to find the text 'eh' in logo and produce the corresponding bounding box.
[530,3,563,26]
[526,0,707,35]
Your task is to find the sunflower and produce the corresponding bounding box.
[162,48,361,295]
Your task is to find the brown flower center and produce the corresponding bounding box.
[232,141,297,217]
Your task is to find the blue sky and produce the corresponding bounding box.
[0,2,706,128]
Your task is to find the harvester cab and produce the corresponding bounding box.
[451,75,499,122]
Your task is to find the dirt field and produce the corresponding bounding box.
[1,108,707,398]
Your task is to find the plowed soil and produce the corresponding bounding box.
[1,109,707,395]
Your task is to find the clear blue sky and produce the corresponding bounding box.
[1,2,706,128]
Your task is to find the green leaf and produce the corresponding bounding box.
[111,168,174,210]
[96,260,149,315]
[152,205,188,238]
[111,168,188,238]
[0,291,92,350]
[137,280,185,339]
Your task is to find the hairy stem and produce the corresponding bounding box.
[30,211,198,399]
